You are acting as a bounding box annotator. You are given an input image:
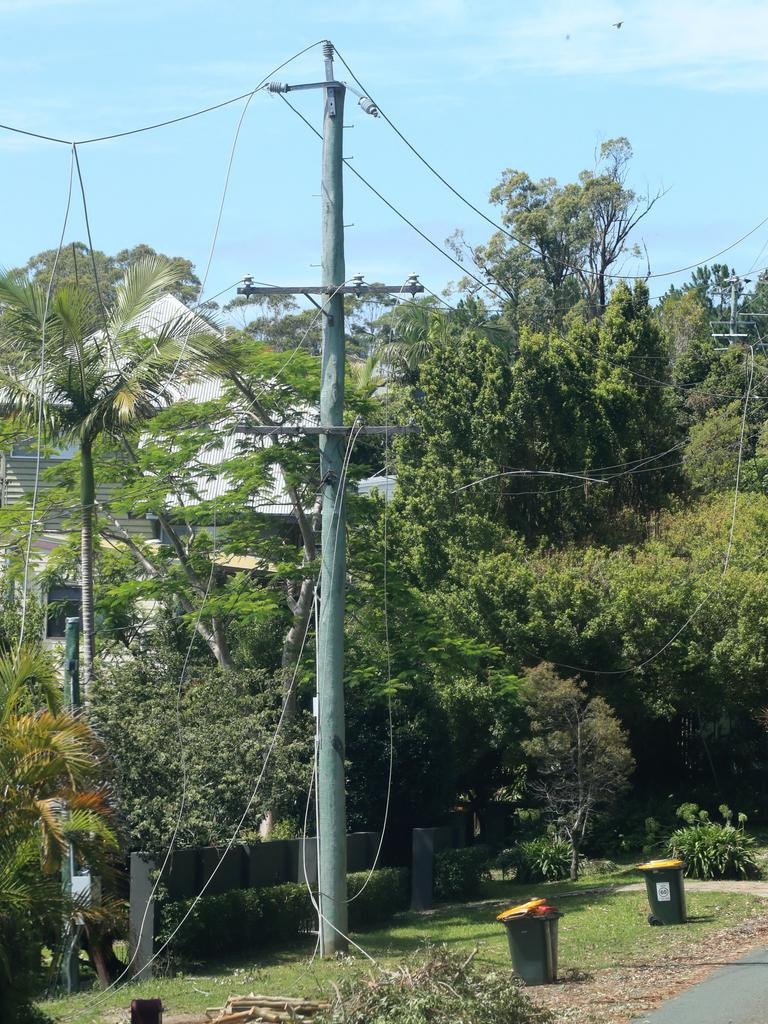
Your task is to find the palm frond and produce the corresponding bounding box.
[0,645,60,724]
[108,256,190,340]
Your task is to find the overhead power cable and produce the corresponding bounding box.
[0,41,325,147]
[332,46,768,285]
[278,95,507,304]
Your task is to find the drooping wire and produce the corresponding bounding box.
[143,421,371,977]
[0,41,326,148]
[346,284,413,905]
[300,422,380,962]
[164,86,261,389]
[16,145,75,656]
[76,280,360,1008]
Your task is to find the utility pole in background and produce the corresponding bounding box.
[712,274,751,345]
[239,40,422,956]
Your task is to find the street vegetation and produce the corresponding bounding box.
[2,140,768,1019]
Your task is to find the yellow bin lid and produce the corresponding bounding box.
[496,898,547,921]
[637,858,684,870]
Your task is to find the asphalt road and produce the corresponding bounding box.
[631,944,768,1024]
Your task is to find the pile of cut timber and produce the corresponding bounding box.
[206,994,330,1023]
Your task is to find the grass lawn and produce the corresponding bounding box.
[42,872,767,1024]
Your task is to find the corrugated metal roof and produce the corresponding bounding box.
[135,295,313,518]
[131,292,216,340]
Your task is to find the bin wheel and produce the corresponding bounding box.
[648,914,663,926]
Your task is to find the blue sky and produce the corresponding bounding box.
[1,0,767,314]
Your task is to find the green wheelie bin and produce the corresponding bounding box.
[637,858,687,925]
[497,899,562,985]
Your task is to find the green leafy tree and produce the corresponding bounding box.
[7,241,203,312]
[461,138,663,331]
[89,639,312,853]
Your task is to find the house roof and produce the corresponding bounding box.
[137,295,314,519]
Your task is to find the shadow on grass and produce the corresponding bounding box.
[480,870,644,906]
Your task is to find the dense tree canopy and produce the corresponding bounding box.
[4,142,768,991]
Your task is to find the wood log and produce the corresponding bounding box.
[227,996,329,1009]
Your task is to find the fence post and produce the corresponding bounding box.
[129,854,156,980]
[411,828,436,911]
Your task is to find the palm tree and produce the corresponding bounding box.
[0,257,218,687]
[379,299,452,378]
[0,645,118,999]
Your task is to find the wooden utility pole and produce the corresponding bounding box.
[239,40,422,956]
[315,39,349,955]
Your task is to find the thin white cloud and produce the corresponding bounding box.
[467,0,768,91]
[0,0,89,8]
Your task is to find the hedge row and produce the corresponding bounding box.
[433,845,494,901]
[157,867,409,961]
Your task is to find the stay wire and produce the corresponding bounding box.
[332,46,768,284]
[71,144,119,367]
[16,145,75,655]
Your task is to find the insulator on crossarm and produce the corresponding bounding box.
[358,96,379,117]
[268,82,289,94]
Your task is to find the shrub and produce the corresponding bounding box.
[157,868,409,962]
[348,867,410,926]
[320,945,552,1024]
[506,835,571,883]
[433,846,493,902]
[668,805,759,880]
[0,910,49,1024]
[580,858,618,879]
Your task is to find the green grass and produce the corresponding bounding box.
[41,875,767,1024]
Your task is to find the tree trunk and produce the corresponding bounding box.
[209,613,235,671]
[81,924,125,987]
[569,837,581,881]
[281,576,315,718]
[99,513,235,670]
[80,439,96,693]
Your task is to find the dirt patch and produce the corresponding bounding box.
[527,911,768,1024]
